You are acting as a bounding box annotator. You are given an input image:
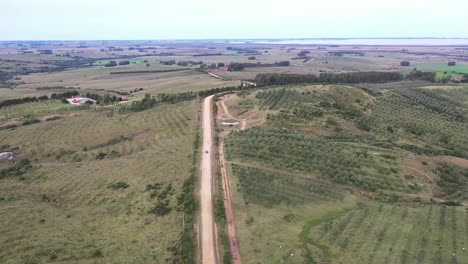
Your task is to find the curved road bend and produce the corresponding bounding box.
[201,95,217,264]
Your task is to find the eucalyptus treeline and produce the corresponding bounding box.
[120,86,244,112]
[0,91,79,109]
[254,71,436,85]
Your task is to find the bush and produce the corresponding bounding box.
[91,249,103,258]
[109,181,129,190]
[442,200,462,206]
[0,124,17,131]
[22,118,40,126]
[0,159,33,179]
[95,152,107,160]
[45,116,62,121]
[148,201,172,216]
[104,61,117,67]
[400,61,410,66]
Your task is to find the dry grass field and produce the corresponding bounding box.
[0,100,199,263]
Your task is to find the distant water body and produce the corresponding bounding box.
[245,38,468,46]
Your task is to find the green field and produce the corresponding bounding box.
[415,62,468,79]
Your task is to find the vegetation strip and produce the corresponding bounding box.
[178,132,200,263]
[300,209,352,263]
[110,68,190,74]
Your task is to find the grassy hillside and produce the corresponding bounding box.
[0,100,199,263]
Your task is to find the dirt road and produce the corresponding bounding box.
[200,95,217,264]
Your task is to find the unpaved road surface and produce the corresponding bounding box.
[200,95,217,264]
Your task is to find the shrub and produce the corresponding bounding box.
[22,118,40,126]
[45,116,62,121]
[109,181,129,190]
[0,124,17,131]
[95,152,107,160]
[148,201,172,216]
[104,61,117,67]
[0,159,33,179]
[400,61,410,66]
[91,249,103,258]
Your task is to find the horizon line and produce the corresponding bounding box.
[2,37,468,42]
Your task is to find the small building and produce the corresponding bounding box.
[66,96,96,105]
[219,66,229,71]
[119,97,129,104]
[220,122,240,126]
[451,77,466,83]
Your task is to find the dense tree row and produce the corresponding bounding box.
[254,71,404,85]
[228,61,290,71]
[407,70,436,82]
[0,91,79,109]
[400,61,411,66]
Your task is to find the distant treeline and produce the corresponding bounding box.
[254,71,436,85]
[0,90,129,109]
[120,86,245,113]
[228,61,290,71]
[0,71,14,84]
[328,51,366,56]
[193,53,223,57]
[226,47,261,55]
[110,68,190,74]
[159,60,203,66]
[0,91,79,109]
[35,86,76,91]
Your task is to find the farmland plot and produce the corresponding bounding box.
[0,100,199,263]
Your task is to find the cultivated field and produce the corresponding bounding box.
[221,83,468,263]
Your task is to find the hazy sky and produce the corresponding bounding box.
[2,0,468,40]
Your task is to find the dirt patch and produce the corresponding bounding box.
[435,156,468,169]
[0,119,21,127]
[399,158,439,194]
